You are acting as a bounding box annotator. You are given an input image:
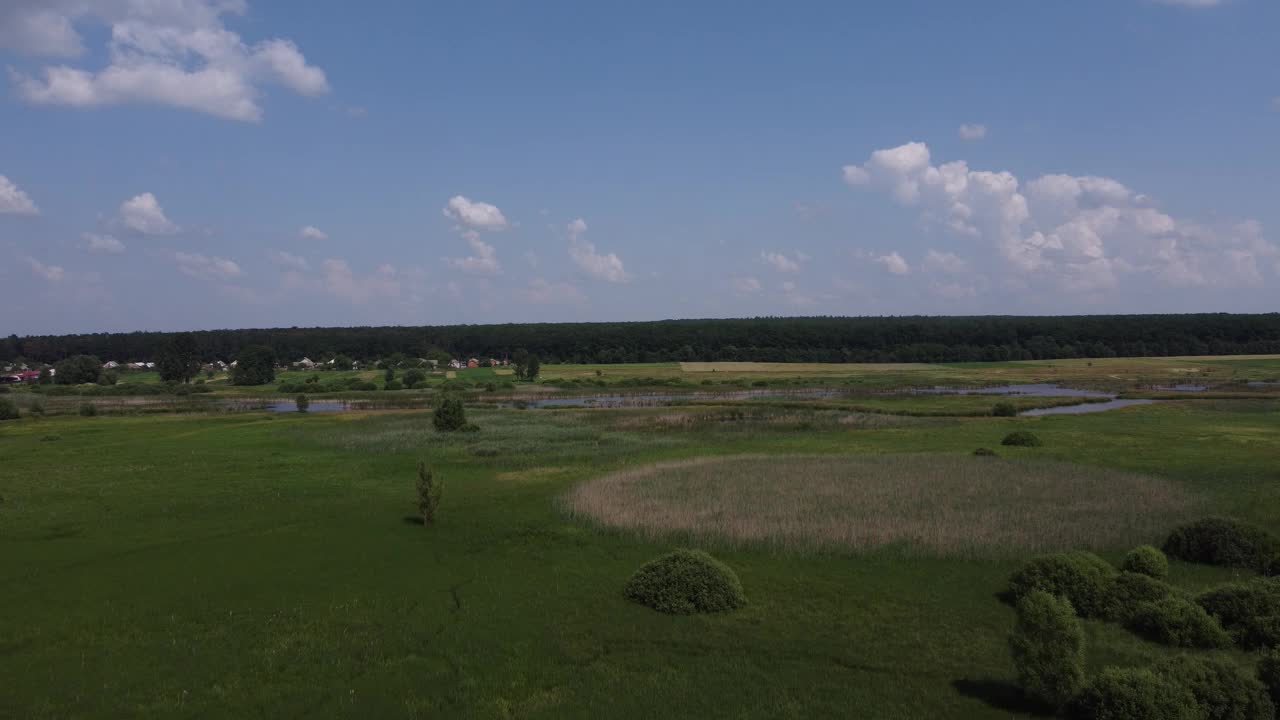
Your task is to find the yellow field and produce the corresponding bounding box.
[679,362,930,373]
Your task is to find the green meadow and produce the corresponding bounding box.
[2,360,1279,718]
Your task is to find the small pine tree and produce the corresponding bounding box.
[1009,590,1086,710]
[433,395,467,431]
[295,394,310,413]
[415,461,442,524]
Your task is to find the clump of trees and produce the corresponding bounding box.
[157,333,199,383]
[992,402,1018,417]
[54,355,102,385]
[1009,590,1085,711]
[295,394,309,413]
[1162,517,1278,572]
[0,397,18,421]
[512,349,540,381]
[433,396,467,431]
[1122,545,1169,579]
[415,461,443,524]
[232,345,276,385]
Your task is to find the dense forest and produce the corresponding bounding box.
[4,314,1280,365]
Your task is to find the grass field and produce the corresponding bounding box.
[2,361,1279,717]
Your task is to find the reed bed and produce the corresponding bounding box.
[564,454,1199,556]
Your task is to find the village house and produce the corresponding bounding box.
[295,357,316,369]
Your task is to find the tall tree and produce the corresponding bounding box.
[526,354,541,381]
[232,345,276,386]
[54,355,102,385]
[157,332,200,384]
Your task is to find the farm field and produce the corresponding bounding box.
[2,360,1279,718]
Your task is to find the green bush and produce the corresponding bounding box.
[992,402,1018,417]
[1008,590,1085,710]
[415,461,442,524]
[1164,517,1279,572]
[384,380,403,391]
[1154,655,1275,720]
[0,397,18,420]
[295,394,310,413]
[403,369,426,387]
[1259,651,1280,710]
[973,447,998,457]
[78,403,98,417]
[1066,667,1198,720]
[1126,597,1231,648]
[1002,431,1043,447]
[1008,551,1118,618]
[459,423,481,433]
[1104,572,1177,622]
[1123,545,1170,579]
[623,549,747,615]
[433,396,467,432]
[1197,579,1280,650]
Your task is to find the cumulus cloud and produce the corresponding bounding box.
[299,225,327,240]
[761,251,802,273]
[731,276,762,294]
[119,192,178,235]
[0,175,39,215]
[25,256,65,282]
[442,195,508,233]
[922,250,967,274]
[269,250,308,271]
[446,236,500,275]
[567,218,629,282]
[875,252,911,275]
[83,233,125,254]
[319,259,400,303]
[843,140,1277,292]
[174,251,241,280]
[3,0,330,123]
[517,278,587,305]
[958,123,988,141]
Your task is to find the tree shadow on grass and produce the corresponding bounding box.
[402,515,425,526]
[952,679,1054,717]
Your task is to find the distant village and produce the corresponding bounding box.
[0,356,510,384]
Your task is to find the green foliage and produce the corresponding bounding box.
[1123,545,1171,579]
[384,367,395,383]
[623,549,746,615]
[157,332,200,383]
[1008,551,1118,618]
[232,346,276,386]
[992,402,1018,417]
[1164,517,1279,572]
[1002,431,1043,447]
[37,366,51,384]
[526,354,540,381]
[415,461,442,524]
[1067,667,1198,720]
[1008,590,1085,709]
[384,380,403,391]
[432,396,467,432]
[1259,651,1280,710]
[459,423,480,433]
[99,370,118,386]
[0,397,18,421]
[1126,597,1232,648]
[1154,655,1275,720]
[295,394,309,413]
[78,403,97,417]
[1104,571,1177,623]
[27,398,44,416]
[403,369,425,388]
[973,447,998,457]
[331,354,353,371]
[1197,578,1280,650]
[54,355,102,385]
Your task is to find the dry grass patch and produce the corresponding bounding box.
[564,454,1199,556]
[495,466,571,481]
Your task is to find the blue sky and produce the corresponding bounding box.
[1,0,1277,335]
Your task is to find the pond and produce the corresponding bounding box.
[511,388,846,409]
[1020,399,1156,416]
[913,383,1112,398]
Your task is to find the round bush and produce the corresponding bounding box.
[0,397,18,421]
[78,403,97,417]
[1104,572,1177,623]
[1009,551,1118,618]
[1123,545,1170,579]
[385,380,403,391]
[973,447,998,457]
[992,402,1018,417]
[1067,667,1197,720]
[1002,431,1043,447]
[1163,517,1279,572]
[1197,578,1280,650]
[1154,655,1275,720]
[1127,597,1231,649]
[1009,590,1085,710]
[623,549,747,615]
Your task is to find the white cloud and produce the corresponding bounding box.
[932,282,977,300]
[922,250,967,274]
[25,256,65,283]
[320,258,400,303]
[779,280,816,308]
[958,123,987,141]
[119,192,178,235]
[0,175,39,215]
[3,0,329,123]
[269,250,309,271]
[517,278,586,305]
[843,141,1278,292]
[443,195,508,232]
[83,233,125,254]
[761,251,802,273]
[174,251,241,280]
[299,225,327,240]
[446,236,500,275]
[875,252,911,275]
[567,218,629,283]
[731,276,762,294]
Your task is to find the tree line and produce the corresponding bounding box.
[5,314,1280,366]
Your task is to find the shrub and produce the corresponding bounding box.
[353,381,378,391]
[0,397,18,421]
[1164,518,1279,572]
[1127,597,1231,648]
[433,396,467,432]
[623,549,746,615]
[54,355,102,385]
[1002,431,1043,447]
[403,369,425,387]
[1009,590,1085,710]
[295,394,310,413]
[973,447,998,457]
[1066,667,1198,720]
[78,403,97,417]
[1009,551,1118,618]
[1154,655,1275,720]
[1259,651,1280,710]
[385,380,403,391]
[992,402,1018,417]
[1197,579,1280,650]
[415,461,443,524]
[1123,545,1170,579]
[459,423,480,433]
[1104,572,1177,623]
[233,345,276,386]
